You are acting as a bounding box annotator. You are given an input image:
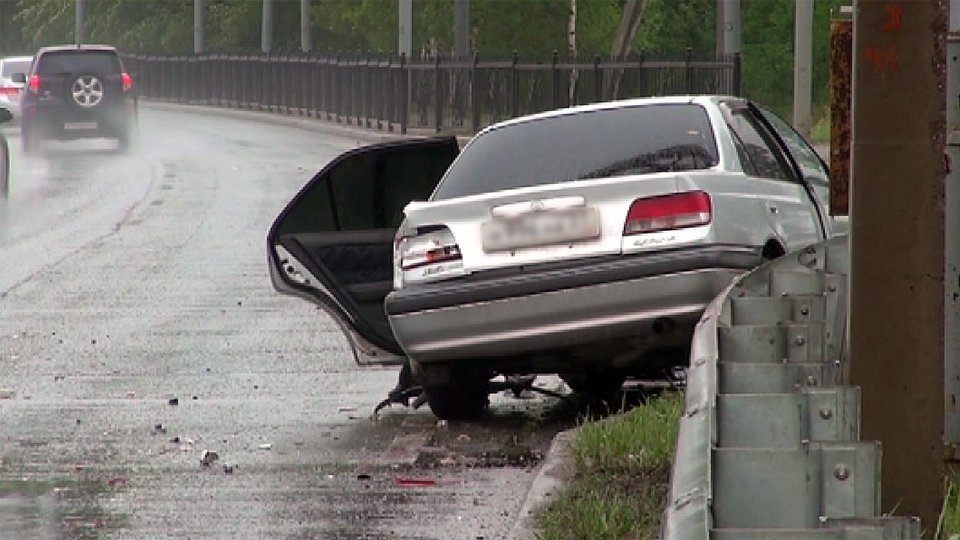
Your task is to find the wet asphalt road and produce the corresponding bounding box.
[0,106,579,540]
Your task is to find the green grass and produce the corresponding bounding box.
[936,471,960,539]
[535,391,685,540]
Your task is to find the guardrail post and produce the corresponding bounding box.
[511,50,519,118]
[685,47,693,94]
[434,53,442,133]
[471,52,481,133]
[733,52,742,96]
[593,55,602,102]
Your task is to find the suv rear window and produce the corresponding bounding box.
[431,103,719,201]
[37,51,121,76]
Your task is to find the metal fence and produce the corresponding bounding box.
[122,51,740,135]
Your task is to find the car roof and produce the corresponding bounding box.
[476,95,734,135]
[37,44,118,55]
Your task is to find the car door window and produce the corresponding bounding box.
[721,102,795,182]
[757,107,829,187]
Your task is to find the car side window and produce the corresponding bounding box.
[757,107,829,186]
[721,102,794,182]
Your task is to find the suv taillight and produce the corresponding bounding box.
[121,72,133,91]
[623,191,712,235]
[28,75,40,94]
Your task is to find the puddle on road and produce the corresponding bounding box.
[0,476,128,539]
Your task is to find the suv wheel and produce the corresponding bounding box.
[421,365,490,420]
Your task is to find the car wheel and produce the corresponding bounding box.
[0,136,8,198]
[561,370,626,397]
[422,366,490,421]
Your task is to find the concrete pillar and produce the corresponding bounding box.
[849,0,945,527]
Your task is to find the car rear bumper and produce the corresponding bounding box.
[385,245,760,363]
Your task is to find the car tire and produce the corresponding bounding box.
[0,136,8,198]
[561,370,626,397]
[422,367,489,421]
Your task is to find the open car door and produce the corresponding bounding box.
[267,137,459,366]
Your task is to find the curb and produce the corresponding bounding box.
[508,427,578,540]
[140,100,474,146]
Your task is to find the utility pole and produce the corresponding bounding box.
[398,0,412,57]
[793,0,813,137]
[261,0,273,54]
[300,0,311,53]
[454,0,470,59]
[849,0,945,528]
[75,0,85,45]
[194,0,205,54]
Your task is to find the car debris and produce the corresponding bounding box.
[200,450,219,467]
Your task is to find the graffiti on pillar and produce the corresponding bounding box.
[865,3,902,74]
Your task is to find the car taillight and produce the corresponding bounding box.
[0,86,18,96]
[623,191,712,235]
[398,227,462,271]
[121,72,133,91]
[28,75,40,94]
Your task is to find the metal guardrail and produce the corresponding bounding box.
[121,51,740,135]
[662,236,921,539]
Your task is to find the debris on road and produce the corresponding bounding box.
[153,423,167,434]
[168,397,179,406]
[125,391,136,398]
[258,443,272,451]
[200,450,219,467]
[223,465,236,474]
[106,477,128,487]
[395,477,437,487]
[356,474,371,481]
[338,406,357,413]
[457,434,471,443]
[0,389,16,399]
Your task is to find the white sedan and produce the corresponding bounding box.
[268,96,839,419]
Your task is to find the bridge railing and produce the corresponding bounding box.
[121,51,740,135]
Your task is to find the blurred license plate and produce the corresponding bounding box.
[482,207,600,252]
[64,121,97,130]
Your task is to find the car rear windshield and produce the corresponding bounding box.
[431,103,719,201]
[1,59,30,77]
[37,51,121,76]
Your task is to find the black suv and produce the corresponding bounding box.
[15,45,137,154]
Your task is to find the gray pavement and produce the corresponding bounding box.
[0,107,578,539]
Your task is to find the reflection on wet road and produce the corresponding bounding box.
[0,107,602,539]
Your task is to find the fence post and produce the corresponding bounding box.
[434,53,442,133]
[593,55,602,102]
[363,54,372,128]
[685,47,693,94]
[637,49,646,97]
[551,50,559,110]
[377,53,385,130]
[511,50,519,118]
[471,51,481,133]
[733,52,741,96]
[400,53,408,135]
